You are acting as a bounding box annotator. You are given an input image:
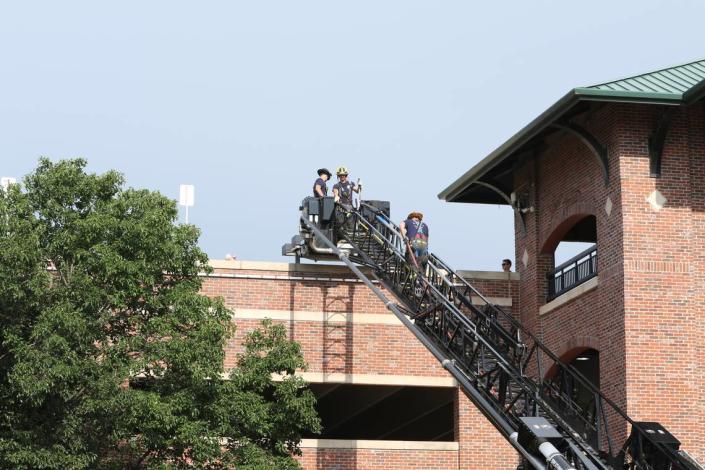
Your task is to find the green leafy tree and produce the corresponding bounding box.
[0,159,320,469]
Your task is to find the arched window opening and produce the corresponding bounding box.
[554,215,596,265]
[546,215,597,300]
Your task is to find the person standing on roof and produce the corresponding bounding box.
[400,212,429,268]
[332,166,361,209]
[313,168,331,197]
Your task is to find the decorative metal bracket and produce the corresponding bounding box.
[648,108,674,177]
[474,181,513,205]
[475,180,528,234]
[551,122,609,186]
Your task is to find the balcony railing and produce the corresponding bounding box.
[547,245,597,301]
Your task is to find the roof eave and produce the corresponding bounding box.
[573,88,683,104]
[438,89,686,203]
[683,80,705,104]
[438,90,578,202]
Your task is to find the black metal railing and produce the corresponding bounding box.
[547,245,598,300]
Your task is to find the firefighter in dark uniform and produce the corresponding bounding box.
[400,211,429,269]
[332,166,361,208]
[313,168,331,197]
[332,166,362,229]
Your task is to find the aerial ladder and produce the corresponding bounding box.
[282,196,703,470]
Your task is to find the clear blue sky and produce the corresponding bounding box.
[1,1,703,270]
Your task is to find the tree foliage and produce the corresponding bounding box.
[0,159,320,469]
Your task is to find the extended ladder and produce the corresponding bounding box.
[291,200,700,470]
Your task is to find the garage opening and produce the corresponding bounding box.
[305,384,455,441]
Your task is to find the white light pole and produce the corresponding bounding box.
[179,184,195,223]
[1,177,17,192]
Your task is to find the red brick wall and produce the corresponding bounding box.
[512,102,704,461]
[618,103,705,460]
[513,104,627,408]
[225,318,449,377]
[201,262,521,469]
[296,448,458,470]
[460,272,520,314]
[203,274,389,315]
[455,389,520,469]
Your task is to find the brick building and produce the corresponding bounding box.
[440,59,705,464]
[205,59,705,469]
[202,260,520,469]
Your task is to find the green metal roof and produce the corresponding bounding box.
[582,59,705,95]
[439,59,705,204]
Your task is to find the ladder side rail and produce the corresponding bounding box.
[369,212,406,255]
[334,213,549,422]
[342,211,595,422]
[369,212,524,353]
[429,244,691,470]
[342,208,691,469]
[433,253,607,446]
[422,261,521,355]
[327,206,695,470]
[424,251,697,469]
[307,212,519,380]
[294,204,700,469]
[371,213,526,356]
[298,214,550,470]
[425,258,525,353]
[335,209,609,469]
[433,252,607,421]
[341,212,533,382]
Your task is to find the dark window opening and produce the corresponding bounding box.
[548,215,597,300]
[305,384,455,441]
[544,349,601,446]
[567,349,601,446]
[570,348,600,390]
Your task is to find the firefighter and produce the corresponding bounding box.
[313,168,331,197]
[400,211,429,269]
[332,166,363,231]
[332,166,362,209]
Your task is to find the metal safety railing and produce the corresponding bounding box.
[547,245,598,300]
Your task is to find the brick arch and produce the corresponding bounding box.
[544,335,601,380]
[540,199,597,254]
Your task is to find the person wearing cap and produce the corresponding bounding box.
[332,166,361,208]
[400,212,429,268]
[313,168,331,197]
